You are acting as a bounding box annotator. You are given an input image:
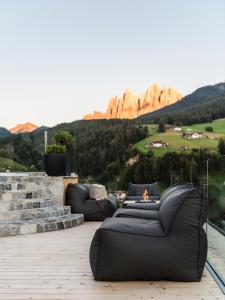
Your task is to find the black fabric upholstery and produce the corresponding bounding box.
[126,202,160,210]
[66,184,118,221]
[159,187,197,234]
[89,185,208,281]
[113,208,159,220]
[71,184,89,202]
[127,182,160,198]
[160,183,193,204]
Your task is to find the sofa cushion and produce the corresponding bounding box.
[84,184,107,200]
[128,182,160,197]
[99,216,165,237]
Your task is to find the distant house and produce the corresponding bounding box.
[173,127,182,132]
[183,132,204,139]
[191,132,204,139]
[147,141,169,148]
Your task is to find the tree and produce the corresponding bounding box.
[218,138,225,155]
[158,120,166,133]
[205,126,213,132]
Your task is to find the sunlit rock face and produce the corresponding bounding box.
[9,122,38,134]
[84,83,182,120]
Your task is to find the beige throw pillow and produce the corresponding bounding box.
[88,184,107,200]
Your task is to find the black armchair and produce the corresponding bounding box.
[89,186,207,281]
[66,183,118,221]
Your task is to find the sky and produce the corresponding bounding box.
[0,0,225,128]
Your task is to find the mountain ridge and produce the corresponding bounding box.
[9,122,38,134]
[84,83,182,120]
[0,127,11,137]
[140,82,225,122]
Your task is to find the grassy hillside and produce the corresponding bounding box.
[135,127,222,157]
[0,157,28,172]
[182,118,225,134]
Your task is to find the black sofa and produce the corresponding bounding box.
[89,185,208,281]
[126,182,160,201]
[66,183,118,221]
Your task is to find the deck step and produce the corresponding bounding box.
[0,190,46,201]
[8,198,55,210]
[0,173,82,236]
[0,213,84,236]
[0,206,71,222]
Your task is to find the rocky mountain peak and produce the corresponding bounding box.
[9,122,38,134]
[84,83,182,120]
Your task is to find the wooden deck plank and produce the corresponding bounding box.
[0,222,223,300]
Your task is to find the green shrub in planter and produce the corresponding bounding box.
[43,131,73,176]
[46,144,66,154]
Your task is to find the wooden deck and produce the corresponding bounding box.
[0,222,223,300]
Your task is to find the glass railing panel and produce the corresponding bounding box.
[207,158,225,285]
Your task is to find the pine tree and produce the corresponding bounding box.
[218,138,225,155]
[158,120,166,133]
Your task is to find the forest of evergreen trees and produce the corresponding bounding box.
[142,95,225,126]
[1,115,225,190]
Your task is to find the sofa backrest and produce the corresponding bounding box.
[171,187,207,234]
[159,186,207,234]
[160,183,193,203]
[67,183,89,203]
[128,182,160,197]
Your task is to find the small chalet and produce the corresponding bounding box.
[183,132,204,139]
[173,127,182,132]
[148,141,169,148]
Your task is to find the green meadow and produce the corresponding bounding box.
[182,118,225,134]
[135,119,225,157]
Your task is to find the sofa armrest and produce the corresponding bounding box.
[113,208,159,220]
[107,195,119,209]
[126,202,160,210]
[126,196,160,201]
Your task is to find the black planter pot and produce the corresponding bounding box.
[43,152,71,176]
